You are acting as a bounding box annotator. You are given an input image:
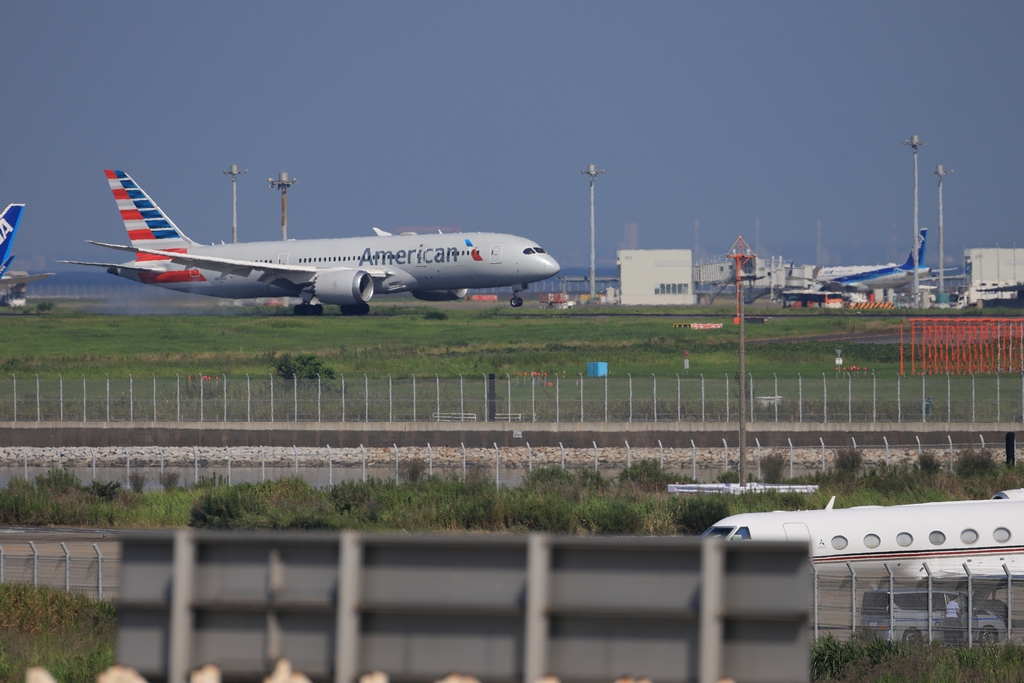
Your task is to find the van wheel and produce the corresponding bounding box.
[902,629,923,643]
[978,626,1000,644]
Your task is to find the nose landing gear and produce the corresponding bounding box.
[509,284,527,308]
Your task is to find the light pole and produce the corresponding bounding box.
[223,164,247,243]
[726,236,756,484]
[903,135,926,306]
[932,164,953,296]
[267,172,298,241]
[581,164,604,302]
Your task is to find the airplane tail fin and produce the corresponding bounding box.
[104,170,194,259]
[0,204,25,274]
[900,228,928,271]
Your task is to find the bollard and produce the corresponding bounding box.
[93,544,103,600]
[361,444,367,483]
[61,542,70,592]
[328,444,333,485]
[1007,432,1016,467]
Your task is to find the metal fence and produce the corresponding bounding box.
[813,561,1022,647]
[0,539,118,600]
[2,372,1024,424]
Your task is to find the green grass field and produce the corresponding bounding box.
[0,303,905,378]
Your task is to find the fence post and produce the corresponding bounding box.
[105,373,110,422]
[883,435,890,466]
[12,374,16,423]
[725,374,729,422]
[819,437,826,472]
[848,372,852,423]
[427,443,432,476]
[176,374,180,422]
[495,443,500,487]
[260,445,266,482]
[436,374,441,423]
[533,375,537,423]
[59,374,64,422]
[361,444,367,483]
[722,438,728,472]
[36,374,40,422]
[798,373,802,422]
[625,440,631,467]
[270,374,275,423]
[604,374,608,423]
[294,445,299,476]
[811,560,819,641]
[773,373,778,422]
[948,435,954,472]
[884,563,894,641]
[459,374,464,422]
[93,544,103,600]
[199,375,204,422]
[922,375,927,422]
[897,373,902,423]
[788,438,794,479]
[328,444,332,485]
[749,373,754,423]
[556,374,560,423]
[129,374,133,422]
[701,374,705,423]
[560,442,565,470]
[822,373,827,424]
[193,445,198,484]
[627,373,632,423]
[223,374,228,422]
[997,373,1001,423]
[507,374,512,422]
[412,374,416,422]
[126,448,130,484]
[91,448,95,480]
[659,439,664,471]
[227,447,231,486]
[61,541,70,592]
[846,561,856,639]
[915,435,922,457]
[245,374,251,422]
[294,374,298,422]
[593,441,599,472]
[1003,565,1011,643]
[482,374,488,423]
[755,438,760,479]
[677,374,681,422]
[0,543,4,583]
[692,439,697,480]
[872,372,876,423]
[580,374,584,423]
[83,375,88,423]
[29,541,38,587]
[393,444,399,482]
[388,375,393,423]
[153,374,157,422]
[923,562,933,643]
[462,443,467,480]
[653,374,657,423]
[964,563,973,647]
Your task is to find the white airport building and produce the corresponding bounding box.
[616,249,696,305]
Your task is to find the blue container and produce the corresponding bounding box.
[587,362,608,377]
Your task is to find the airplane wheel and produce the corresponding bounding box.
[293,304,308,316]
[311,304,324,316]
[510,296,524,308]
[339,303,370,316]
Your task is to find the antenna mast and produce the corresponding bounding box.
[223,164,247,243]
[267,172,298,241]
[904,135,926,306]
[931,164,953,296]
[581,164,605,302]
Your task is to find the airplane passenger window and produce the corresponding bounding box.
[863,534,880,548]
[929,531,946,546]
[831,536,848,550]
[896,532,913,547]
[994,527,1011,543]
[961,529,979,544]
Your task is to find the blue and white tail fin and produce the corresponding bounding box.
[900,228,928,271]
[0,204,25,277]
[104,170,194,260]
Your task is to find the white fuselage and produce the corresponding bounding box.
[707,494,1024,579]
[112,232,559,299]
[815,264,928,292]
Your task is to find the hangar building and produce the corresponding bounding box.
[616,249,695,305]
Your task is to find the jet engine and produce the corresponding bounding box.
[411,289,468,302]
[312,269,374,306]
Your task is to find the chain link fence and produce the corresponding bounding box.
[2,373,1023,424]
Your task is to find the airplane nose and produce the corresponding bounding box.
[541,255,560,278]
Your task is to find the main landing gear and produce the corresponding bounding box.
[293,303,324,316]
[339,303,371,316]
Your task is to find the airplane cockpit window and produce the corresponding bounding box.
[701,526,736,539]
[523,248,536,254]
[732,526,751,540]
[535,247,546,253]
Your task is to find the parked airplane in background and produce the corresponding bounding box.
[704,487,1024,579]
[813,229,928,292]
[61,171,560,315]
[0,204,53,304]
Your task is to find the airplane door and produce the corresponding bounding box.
[783,523,812,546]
[277,253,289,264]
[489,244,503,264]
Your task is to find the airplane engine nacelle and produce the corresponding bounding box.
[312,269,374,306]
[992,488,1024,500]
[411,289,468,302]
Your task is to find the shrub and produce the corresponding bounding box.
[670,495,730,535]
[835,448,863,478]
[35,468,81,495]
[273,353,337,380]
[956,449,997,476]
[619,459,674,493]
[398,457,428,482]
[35,301,55,312]
[717,470,740,484]
[159,470,180,491]
[84,480,121,501]
[423,309,448,320]
[761,452,787,483]
[918,451,943,474]
[128,471,146,493]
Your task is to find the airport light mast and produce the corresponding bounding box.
[267,172,298,241]
[726,236,756,485]
[581,164,604,302]
[903,135,926,306]
[223,164,247,243]
[931,164,952,295]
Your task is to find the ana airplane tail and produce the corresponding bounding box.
[104,170,194,259]
[0,204,26,277]
[900,228,927,271]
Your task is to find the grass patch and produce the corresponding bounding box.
[0,584,116,683]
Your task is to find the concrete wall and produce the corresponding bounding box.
[617,248,695,305]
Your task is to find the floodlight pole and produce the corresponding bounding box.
[932,164,952,295]
[581,164,605,302]
[267,172,298,241]
[904,135,926,306]
[223,164,247,243]
[726,236,756,484]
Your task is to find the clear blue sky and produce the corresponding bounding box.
[3,2,1022,273]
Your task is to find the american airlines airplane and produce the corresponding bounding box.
[813,229,929,292]
[61,171,560,315]
[704,488,1023,579]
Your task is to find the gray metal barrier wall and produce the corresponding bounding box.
[118,531,810,683]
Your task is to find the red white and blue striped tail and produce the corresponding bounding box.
[104,170,194,260]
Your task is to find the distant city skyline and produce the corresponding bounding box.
[2,2,1021,275]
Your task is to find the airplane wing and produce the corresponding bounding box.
[83,241,394,283]
[0,272,54,286]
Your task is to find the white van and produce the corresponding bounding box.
[861,589,1006,644]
